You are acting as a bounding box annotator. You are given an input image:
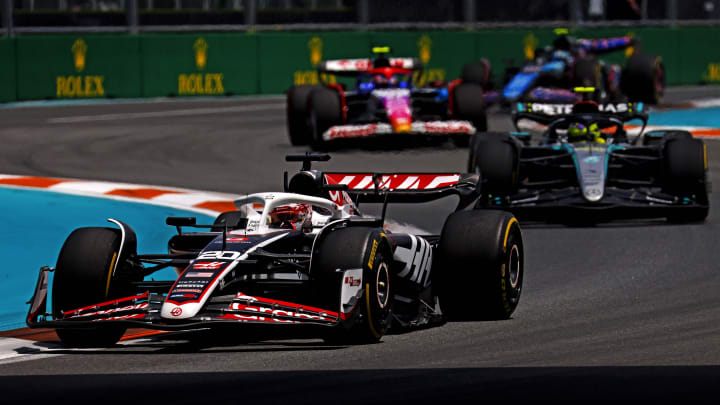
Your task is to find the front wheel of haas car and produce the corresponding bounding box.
[312,227,393,344]
[664,137,709,223]
[435,210,524,320]
[52,227,137,347]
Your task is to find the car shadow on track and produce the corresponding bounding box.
[3,366,719,403]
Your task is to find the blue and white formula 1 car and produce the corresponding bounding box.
[468,100,709,223]
[27,154,524,347]
[465,31,664,106]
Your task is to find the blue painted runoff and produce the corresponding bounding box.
[0,187,215,331]
[648,106,720,127]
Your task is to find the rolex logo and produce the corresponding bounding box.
[72,39,88,73]
[308,37,323,67]
[418,35,432,64]
[194,38,208,71]
[524,33,538,60]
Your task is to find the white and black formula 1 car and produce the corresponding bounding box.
[468,99,709,223]
[27,154,524,347]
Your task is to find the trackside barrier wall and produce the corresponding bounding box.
[15,35,142,100]
[0,38,16,102]
[141,34,258,97]
[5,27,720,102]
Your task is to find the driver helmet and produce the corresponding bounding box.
[373,74,389,88]
[268,203,311,231]
[567,122,604,143]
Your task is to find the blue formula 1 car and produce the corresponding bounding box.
[467,99,709,224]
[286,48,487,148]
[464,31,665,106]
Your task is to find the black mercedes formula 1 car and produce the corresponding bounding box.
[467,100,709,223]
[27,154,524,347]
[286,47,486,148]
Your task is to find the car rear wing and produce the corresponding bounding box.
[512,101,649,128]
[285,153,480,209]
[317,57,423,76]
[323,172,480,208]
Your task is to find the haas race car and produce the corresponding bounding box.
[286,47,487,148]
[27,154,524,347]
[468,99,709,223]
[473,30,664,105]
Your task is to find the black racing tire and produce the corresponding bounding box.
[621,53,664,104]
[435,210,524,320]
[467,132,520,194]
[312,227,392,344]
[52,227,133,347]
[664,138,709,223]
[309,86,342,149]
[572,56,602,99]
[452,82,487,143]
[461,60,491,90]
[642,130,692,147]
[286,85,317,146]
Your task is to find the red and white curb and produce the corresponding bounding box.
[0,174,245,364]
[0,174,243,216]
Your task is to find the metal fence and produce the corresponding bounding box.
[2,0,720,34]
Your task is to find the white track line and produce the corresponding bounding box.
[48,103,284,124]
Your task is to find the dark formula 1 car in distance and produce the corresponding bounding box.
[27,154,524,347]
[286,47,487,148]
[473,30,664,105]
[467,100,709,223]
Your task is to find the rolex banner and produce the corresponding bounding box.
[15,35,142,100]
[141,34,258,97]
[5,28,720,103]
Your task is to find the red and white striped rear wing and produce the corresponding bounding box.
[317,57,423,75]
[323,172,481,206]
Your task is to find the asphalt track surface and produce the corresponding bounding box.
[1,87,719,402]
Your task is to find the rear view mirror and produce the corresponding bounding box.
[166,217,196,227]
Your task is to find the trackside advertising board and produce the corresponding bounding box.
[5,26,720,103]
[15,35,142,100]
[141,34,258,97]
[0,38,16,102]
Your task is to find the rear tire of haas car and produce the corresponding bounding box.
[664,137,709,223]
[452,82,487,146]
[313,227,392,344]
[309,87,343,150]
[52,227,132,347]
[468,132,520,195]
[621,54,664,104]
[461,60,491,90]
[436,210,524,320]
[286,85,317,146]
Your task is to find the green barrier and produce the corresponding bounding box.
[15,35,142,100]
[258,32,370,94]
[367,31,476,85]
[141,33,258,97]
[676,27,720,85]
[4,26,719,104]
[0,38,16,102]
